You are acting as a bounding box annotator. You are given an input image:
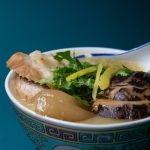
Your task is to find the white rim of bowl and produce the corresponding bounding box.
[5,47,150,131]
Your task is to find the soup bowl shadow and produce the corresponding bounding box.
[5,47,150,150]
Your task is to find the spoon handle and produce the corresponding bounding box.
[130,42,150,51]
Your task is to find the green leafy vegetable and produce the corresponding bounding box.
[38,51,135,108]
[54,51,83,70]
[38,71,95,107]
[115,65,134,77]
[38,51,97,108]
[54,51,73,62]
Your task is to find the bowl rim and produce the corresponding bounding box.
[5,47,150,131]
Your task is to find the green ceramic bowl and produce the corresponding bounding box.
[5,47,150,150]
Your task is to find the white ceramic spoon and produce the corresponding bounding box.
[112,42,150,72]
[89,42,150,72]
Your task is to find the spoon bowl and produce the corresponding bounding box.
[110,42,150,72]
[82,42,150,72]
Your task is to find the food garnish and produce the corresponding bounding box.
[99,66,120,90]
[66,66,97,81]
[38,51,135,107]
[92,64,103,100]
[115,65,134,77]
[7,50,150,120]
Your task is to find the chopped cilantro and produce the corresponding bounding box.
[115,65,134,77]
[38,51,135,108]
[38,51,97,108]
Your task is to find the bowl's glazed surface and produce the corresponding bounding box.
[14,107,150,150]
[5,47,150,150]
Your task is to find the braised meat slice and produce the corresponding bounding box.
[92,99,150,119]
[92,72,150,119]
[105,72,150,101]
[14,75,48,102]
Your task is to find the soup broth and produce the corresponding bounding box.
[10,79,131,124]
[9,57,144,124]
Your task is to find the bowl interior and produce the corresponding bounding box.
[5,47,150,130]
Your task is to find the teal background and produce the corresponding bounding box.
[0,0,149,149]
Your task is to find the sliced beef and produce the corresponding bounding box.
[92,71,150,119]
